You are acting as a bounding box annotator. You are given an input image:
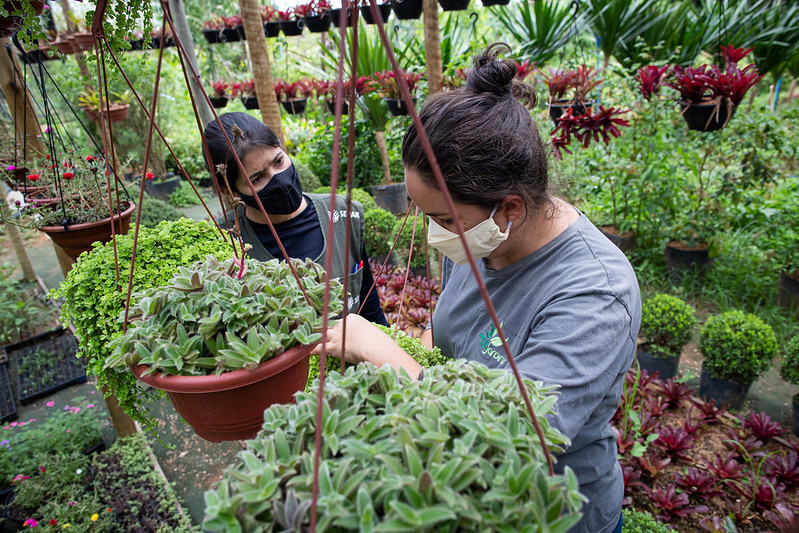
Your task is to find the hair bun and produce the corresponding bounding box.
[465,43,537,108]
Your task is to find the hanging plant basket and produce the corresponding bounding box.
[482,0,510,5]
[127,38,144,51]
[326,99,349,115]
[241,96,259,110]
[72,32,95,52]
[384,96,417,116]
[281,98,307,114]
[330,8,354,27]
[0,16,22,38]
[209,96,228,109]
[548,100,593,124]
[203,28,223,44]
[50,38,75,55]
[679,100,736,132]
[438,0,470,11]
[360,3,392,24]
[303,13,331,32]
[264,21,280,38]
[38,201,136,262]
[392,0,423,19]
[130,343,316,442]
[279,19,304,36]
[82,104,130,123]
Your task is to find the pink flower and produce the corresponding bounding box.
[5,164,15,171]
[68,501,76,507]
[10,422,17,427]
[18,422,24,426]
[39,466,46,473]
[23,518,38,527]
[87,404,95,408]
[66,430,70,433]
[46,401,54,407]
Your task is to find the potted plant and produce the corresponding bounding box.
[275,78,313,115]
[391,0,423,20]
[234,79,259,110]
[637,294,696,380]
[295,0,332,32]
[329,6,353,28]
[779,335,799,437]
[209,80,230,109]
[664,45,762,132]
[765,225,799,314]
[363,207,398,265]
[68,13,95,51]
[16,154,136,262]
[549,105,630,160]
[51,219,232,437]
[78,88,132,123]
[698,310,779,410]
[149,26,175,48]
[203,361,582,531]
[104,255,343,442]
[261,5,281,37]
[442,66,469,91]
[277,9,303,36]
[541,64,601,124]
[370,69,424,116]
[438,0,470,11]
[359,0,392,24]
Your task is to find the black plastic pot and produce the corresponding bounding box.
[326,100,350,115]
[392,0,423,19]
[793,395,799,438]
[0,364,17,423]
[281,99,308,114]
[128,38,144,51]
[599,225,636,252]
[330,8,354,27]
[241,96,260,110]
[144,175,182,201]
[222,26,243,42]
[303,14,331,32]
[371,183,409,215]
[385,97,417,116]
[482,0,510,5]
[698,365,749,410]
[777,270,799,314]
[361,3,392,24]
[665,241,711,282]
[438,0,470,10]
[549,100,592,124]
[203,29,222,44]
[209,97,228,109]
[264,21,280,38]
[679,100,736,132]
[636,344,680,381]
[280,19,304,36]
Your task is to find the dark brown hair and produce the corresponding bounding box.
[402,43,549,211]
[203,112,280,192]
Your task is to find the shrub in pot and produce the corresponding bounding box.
[698,310,779,409]
[779,335,799,436]
[637,294,696,380]
[203,360,583,532]
[104,255,343,441]
[363,207,397,261]
[541,64,601,124]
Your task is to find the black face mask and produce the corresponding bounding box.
[238,163,303,215]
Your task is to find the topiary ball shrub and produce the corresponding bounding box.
[295,161,322,192]
[204,361,583,532]
[364,207,398,258]
[699,310,779,384]
[640,294,696,358]
[779,335,799,389]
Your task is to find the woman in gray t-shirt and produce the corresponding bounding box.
[314,43,641,533]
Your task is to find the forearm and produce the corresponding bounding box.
[357,327,423,378]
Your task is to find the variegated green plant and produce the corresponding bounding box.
[106,255,343,376]
[204,360,584,532]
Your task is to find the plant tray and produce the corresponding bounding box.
[2,328,86,406]
[0,363,17,423]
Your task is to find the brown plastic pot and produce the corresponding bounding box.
[38,201,135,261]
[72,32,95,52]
[131,342,316,442]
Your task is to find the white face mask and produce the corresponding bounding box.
[427,204,512,265]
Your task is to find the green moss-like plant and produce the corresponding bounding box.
[640,294,696,358]
[364,207,398,257]
[204,361,582,532]
[779,335,799,393]
[621,508,672,533]
[51,218,233,431]
[699,310,779,384]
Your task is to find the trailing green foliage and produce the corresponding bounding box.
[204,361,582,532]
[699,310,779,384]
[106,256,343,376]
[640,294,696,357]
[51,219,233,430]
[779,335,799,388]
[621,508,672,533]
[364,208,398,257]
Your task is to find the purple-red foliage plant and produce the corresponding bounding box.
[724,427,764,453]
[704,452,745,482]
[695,398,727,424]
[764,451,799,488]
[683,406,704,437]
[621,463,646,506]
[764,502,799,532]
[659,378,693,408]
[641,395,670,418]
[550,106,630,160]
[648,484,709,522]
[675,467,724,500]
[655,425,695,461]
[742,412,783,441]
[636,65,670,101]
[633,450,672,479]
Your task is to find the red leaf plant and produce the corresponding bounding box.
[370,70,425,100]
[659,378,693,407]
[764,451,799,488]
[274,78,314,101]
[730,474,786,512]
[633,450,672,479]
[704,452,745,482]
[695,398,727,424]
[742,412,783,441]
[294,0,331,17]
[621,463,646,506]
[211,80,229,98]
[513,59,536,80]
[675,467,724,500]
[764,502,799,532]
[642,395,670,418]
[541,64,601,103]
[683,406,704,436]
[724,427,764,453]
[262,6,278,22]
[549,105,630,160]
[647,484,709,522]
[655,425,694,461]
[636,65,670,101]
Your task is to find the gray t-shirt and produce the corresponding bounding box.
[433,213,641,533]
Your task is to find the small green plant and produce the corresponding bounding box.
[364,207,397,257]
[621,508,673,533]
[640,294,696,358]
[166,181,204,208]
[779,335,799,392]
[106,255,343,376]
[0,263,54,345]
[295,160,322,192]
[204,360,583,532]
[699,310,779,384]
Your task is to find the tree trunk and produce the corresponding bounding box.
[0,38,46,161]
[423,0,442,95]
[240,0,286,146]
[375,130,392,185]
[786,78,797,103]
[168,0,213,127]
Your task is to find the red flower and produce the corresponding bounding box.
[45,154,51,160]
[62,172,75,180]
[27,174,39,181]
[146,172,154,180]
[49,519,57,526]
[85,155,96,162]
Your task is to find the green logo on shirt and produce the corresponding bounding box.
[479,323,507,366]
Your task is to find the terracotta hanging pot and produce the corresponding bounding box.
[72,32,95,52]
[130,342,316,442]
[50,37,75,55]
[38,201,136,261]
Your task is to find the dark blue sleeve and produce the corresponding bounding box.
[358,243,388,326]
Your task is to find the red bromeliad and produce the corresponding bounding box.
[636,65,670,101]
[550,106,630,160]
